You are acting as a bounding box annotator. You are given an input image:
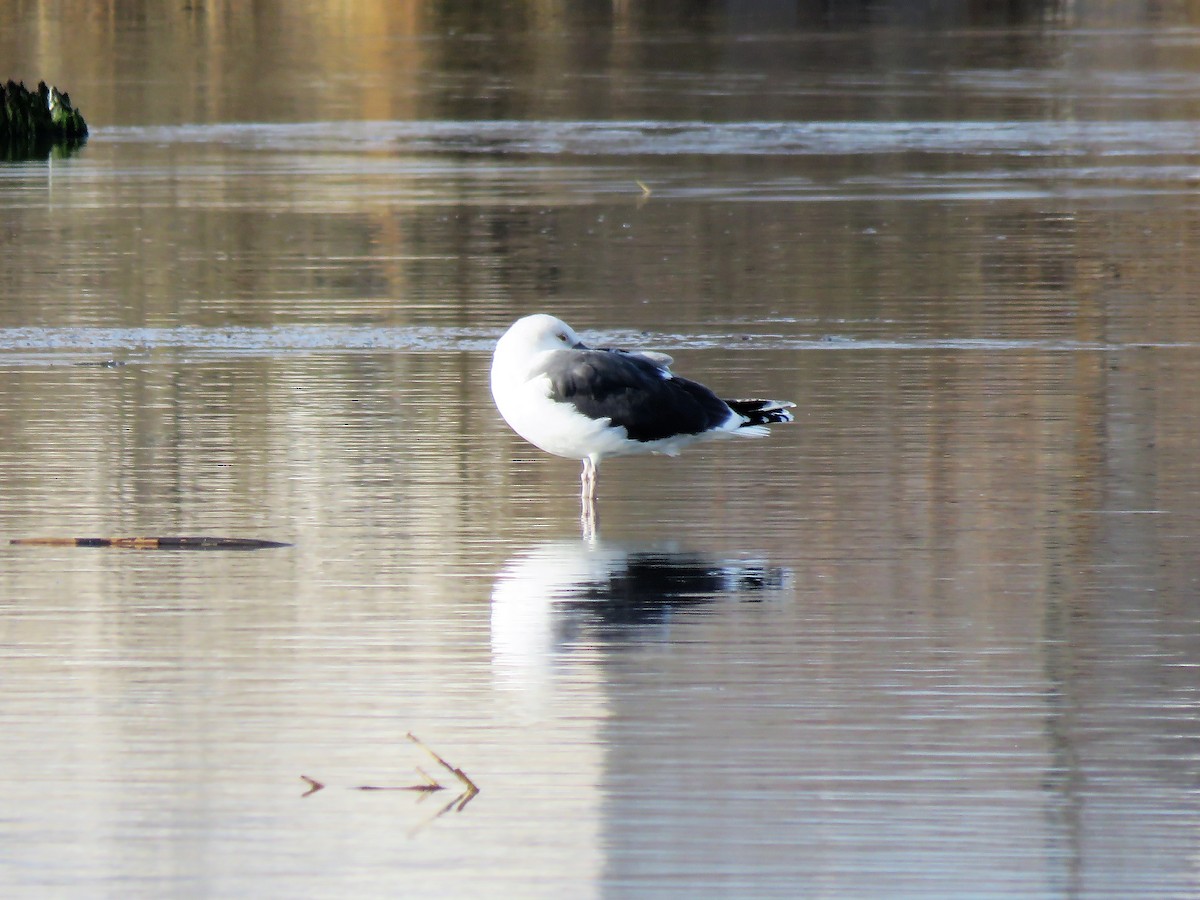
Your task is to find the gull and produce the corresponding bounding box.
[490,314,794,517]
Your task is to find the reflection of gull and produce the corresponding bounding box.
[490,541,791,695]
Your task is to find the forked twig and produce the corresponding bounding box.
[406,732,480,801]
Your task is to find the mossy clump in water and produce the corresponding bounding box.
[1,80,88,159]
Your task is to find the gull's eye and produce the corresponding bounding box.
[558,332,570,342]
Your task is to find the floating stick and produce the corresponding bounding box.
[10,536,291,550]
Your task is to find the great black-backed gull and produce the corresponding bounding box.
[490,314,794,512]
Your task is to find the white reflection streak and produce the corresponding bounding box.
[490,541,629,697]
[490,541,791,700]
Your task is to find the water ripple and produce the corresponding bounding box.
[0,325,1193,363]
[98,119,1200,158]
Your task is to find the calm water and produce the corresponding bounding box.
[3,3,1200,897]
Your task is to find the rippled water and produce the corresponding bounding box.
[3,4,1200,897]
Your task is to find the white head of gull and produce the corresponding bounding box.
[490,313,795,519]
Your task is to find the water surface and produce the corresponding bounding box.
[2,4,1200,897]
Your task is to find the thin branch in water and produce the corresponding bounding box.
[353,776,444,793]
[406,732,480,802]
[299,736,479,810]
[10,535,290,550]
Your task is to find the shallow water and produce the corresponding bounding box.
[3,3,1200,897]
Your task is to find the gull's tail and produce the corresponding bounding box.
[726,398,796,436]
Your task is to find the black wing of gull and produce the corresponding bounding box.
[541,348,734,443]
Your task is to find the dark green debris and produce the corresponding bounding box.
[1,80,88,160]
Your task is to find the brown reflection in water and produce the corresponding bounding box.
[9,0,1200,128]
[1,0,431,125]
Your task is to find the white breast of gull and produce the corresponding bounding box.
[490,313,794,514]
